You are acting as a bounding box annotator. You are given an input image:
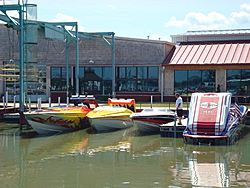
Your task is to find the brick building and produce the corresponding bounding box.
[1,23,250,103]
[0,24,174,102]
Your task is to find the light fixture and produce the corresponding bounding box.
[89,60,94,64]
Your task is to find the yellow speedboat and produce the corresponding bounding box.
[24,96,99,134]
[87,98,136,132]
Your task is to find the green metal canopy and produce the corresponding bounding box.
[0,3,116,113]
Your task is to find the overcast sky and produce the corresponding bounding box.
[1,0,250,42]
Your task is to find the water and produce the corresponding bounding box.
[0,122,250,188]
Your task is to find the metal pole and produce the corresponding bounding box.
[66,35,69,98]
[19,5,24,113]
[5,91,8,107]
[161,66,165,102]
[28,98,31,111]
[49,97,51,107]
[2,96,5,109]
[75,23,79,96]
[37,98,41,110]
[58,97,61,106]
[174,115,177,138]
[14,95,16,109]
[150,95,153,108]
[111,33,115,98]
[66,97,69,105]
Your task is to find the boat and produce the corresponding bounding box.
[24,95,99,134]
[130,108,175,133]
[183,92,248,145]
[86,98,136,132]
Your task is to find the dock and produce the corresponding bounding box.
[159,120,186,138]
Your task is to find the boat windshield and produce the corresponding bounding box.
[143,109,173,113]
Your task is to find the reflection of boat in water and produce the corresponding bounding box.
[69,127,137,154]
[183,93,248,145]
[24,96,99,134]
[131,108,175,133]
[130,134,161,155]
[24,130,90,161]
[183,145,238,187]
[87,98,136,132]
[24,127,138,161]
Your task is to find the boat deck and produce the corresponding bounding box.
[160,120,187,138]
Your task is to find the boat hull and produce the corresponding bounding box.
[133,117,174,133]
[87,107,134,132]
[131,109,175,133]
[88,116,133,132]
[25,107,91,134]
[183,121,247,146]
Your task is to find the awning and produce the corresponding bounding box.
[162,43,250,66]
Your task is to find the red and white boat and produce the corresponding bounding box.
[130,108,175,133]
[183,93,248,145]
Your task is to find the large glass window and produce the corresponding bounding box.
[227,69,250,96]
[51,67,71,91]
[174,70,215,95]
[51,67,60,79]
[138,67,147,79]
[116,66,159,92]
[117,67,137,79]
[103,67,112,80]
[148,67,158,79]
[174,70,187,94]
[52,66,159,94]
[187,70,201,93]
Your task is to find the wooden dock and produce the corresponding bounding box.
[159,120,186,138]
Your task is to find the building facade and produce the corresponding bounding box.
[0,24,174,102]
[1,24,250,103]
[163,29,250,103]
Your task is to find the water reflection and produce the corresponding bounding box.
[1,122,250,187]
[183,135,250,187]
[184,146,231,187]
[68,127,137,156]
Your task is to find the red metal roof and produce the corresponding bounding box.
[162,43,250,66]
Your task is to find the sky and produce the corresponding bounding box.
[1,0,250,42]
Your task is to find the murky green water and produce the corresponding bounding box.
[0,122,250,188]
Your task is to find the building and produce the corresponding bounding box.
[162,29,250,103]
[0,24,174,102]
[1,16,250,104]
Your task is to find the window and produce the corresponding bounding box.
[174,70,187,94]
[138,67,147,79]
[174,70,215,95]
[103,67,112,80]
[52,66,159,94]
[227,69,250,96]
[51,67,71,91]
[148,67,158,79]
[116,67,159,92]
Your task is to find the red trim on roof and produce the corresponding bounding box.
[162,43,250,66]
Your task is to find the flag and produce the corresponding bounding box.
[235,96,242,122]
